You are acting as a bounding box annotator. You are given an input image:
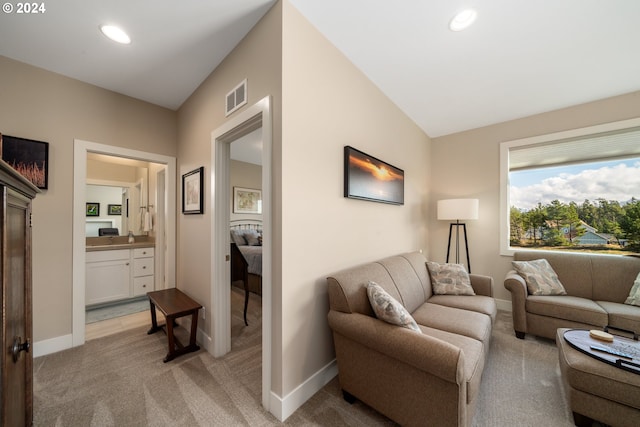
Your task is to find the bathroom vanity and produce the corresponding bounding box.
[85,237,155,305]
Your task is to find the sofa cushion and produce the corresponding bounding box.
[367,281,421,332]
[526,296,608,327]
[420,326,485,404]
[412,303,492,343]
[512,259,567,296]
[378,255,429,313]
[426,262,475,296]
[596,301,640,334]
[428,294,497,323]
[624,272,640,307]
[591,255,640,303]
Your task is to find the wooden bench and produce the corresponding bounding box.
[147,288,202,362]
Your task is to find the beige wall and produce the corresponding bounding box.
[0,55,177,341]
[430,91,640,306]
[175,0,282,342]
[280,2,431,396]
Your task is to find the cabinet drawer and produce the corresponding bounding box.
[86,249,130,263]
[133,257,154,277]
[133,247,154,258]
[133,275,154,296]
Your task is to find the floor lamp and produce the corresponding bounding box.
[437,199,479,273]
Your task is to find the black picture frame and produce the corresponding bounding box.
[182,166,204,214]
[108,204,122,215]
[344,146,404,205]
[0,133,49,189]
[86,202,100,217]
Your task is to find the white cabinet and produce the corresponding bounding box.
[86,250,131,305]
[86,247,155,305]
[132,248,154,296]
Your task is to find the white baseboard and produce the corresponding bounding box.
[270,358,338,422]
[33,334,73,358]
[178,316,213,354]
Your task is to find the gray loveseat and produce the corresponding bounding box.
[504,251,640,340]
[327,252,497,427]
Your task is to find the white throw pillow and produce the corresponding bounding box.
[425,261,475,296]
[511,259,567,296]
[366,281,421,332]
[244,230,261,246]
[624,272,640,306]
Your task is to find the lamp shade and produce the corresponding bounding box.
[437,198,479,220]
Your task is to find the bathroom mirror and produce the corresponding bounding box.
[85,153,149,236]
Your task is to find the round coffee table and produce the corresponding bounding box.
[556,328,640,427]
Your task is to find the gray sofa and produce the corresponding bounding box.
[327,252,497,427]
[504,251,640,340]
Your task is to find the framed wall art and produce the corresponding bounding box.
[86,202,100,217]
[108,204,122,215]
[233,187,262,214]
[0,133,49,189]
[344,145,404,205]
[182,166,204,214]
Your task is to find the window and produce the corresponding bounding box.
[500,118,640,256]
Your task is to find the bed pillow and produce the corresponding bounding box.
[624,272,640,306]
[511,259,567,296]
[244,230,261,246]
[366,281,421,332]
[230,230,246,246]
[426,261,475,295]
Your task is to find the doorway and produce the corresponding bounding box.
[211,96,272,410]
[72,140,177,347]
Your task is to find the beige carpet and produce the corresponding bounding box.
[34,291,579,426]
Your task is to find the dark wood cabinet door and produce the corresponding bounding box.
[1,187,33,426]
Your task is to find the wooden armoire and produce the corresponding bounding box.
[0,158,39,426]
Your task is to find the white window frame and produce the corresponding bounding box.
[500,117,640,256]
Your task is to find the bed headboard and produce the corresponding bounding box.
[230,219,263,246]
[230,219,262,232]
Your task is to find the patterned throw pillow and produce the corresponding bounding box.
[425,262,475,296]
[624,272,640,306]
[511,259,567,296]
[366,281,421,332]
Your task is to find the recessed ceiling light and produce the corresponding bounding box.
[449,9,477,32]
[100,25,131,45]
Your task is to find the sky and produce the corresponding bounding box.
[510,158,640,210]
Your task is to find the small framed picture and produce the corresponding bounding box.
[233,187,262,214]
[182,167,204,214]
[108,204,122,215]
[0,134,49,189]
[86,202,100,217]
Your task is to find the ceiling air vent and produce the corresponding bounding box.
[225,79,247,116]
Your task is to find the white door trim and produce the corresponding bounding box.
[72,140,176,346]
[211,96,272,411]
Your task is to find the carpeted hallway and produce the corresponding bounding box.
[34,289,577,426]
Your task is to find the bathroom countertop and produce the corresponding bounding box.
[86,242,155,252]
[86,236,155,252]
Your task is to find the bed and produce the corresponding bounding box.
[230,220,262,325]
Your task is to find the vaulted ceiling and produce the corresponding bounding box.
[1,0,639,138]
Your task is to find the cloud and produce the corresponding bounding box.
[511,162,640,210]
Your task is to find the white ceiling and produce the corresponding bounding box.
[1,1,639,138]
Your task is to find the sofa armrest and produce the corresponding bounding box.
[469,274,493,297]
[504,270,528,334]
[328,310,464,384]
